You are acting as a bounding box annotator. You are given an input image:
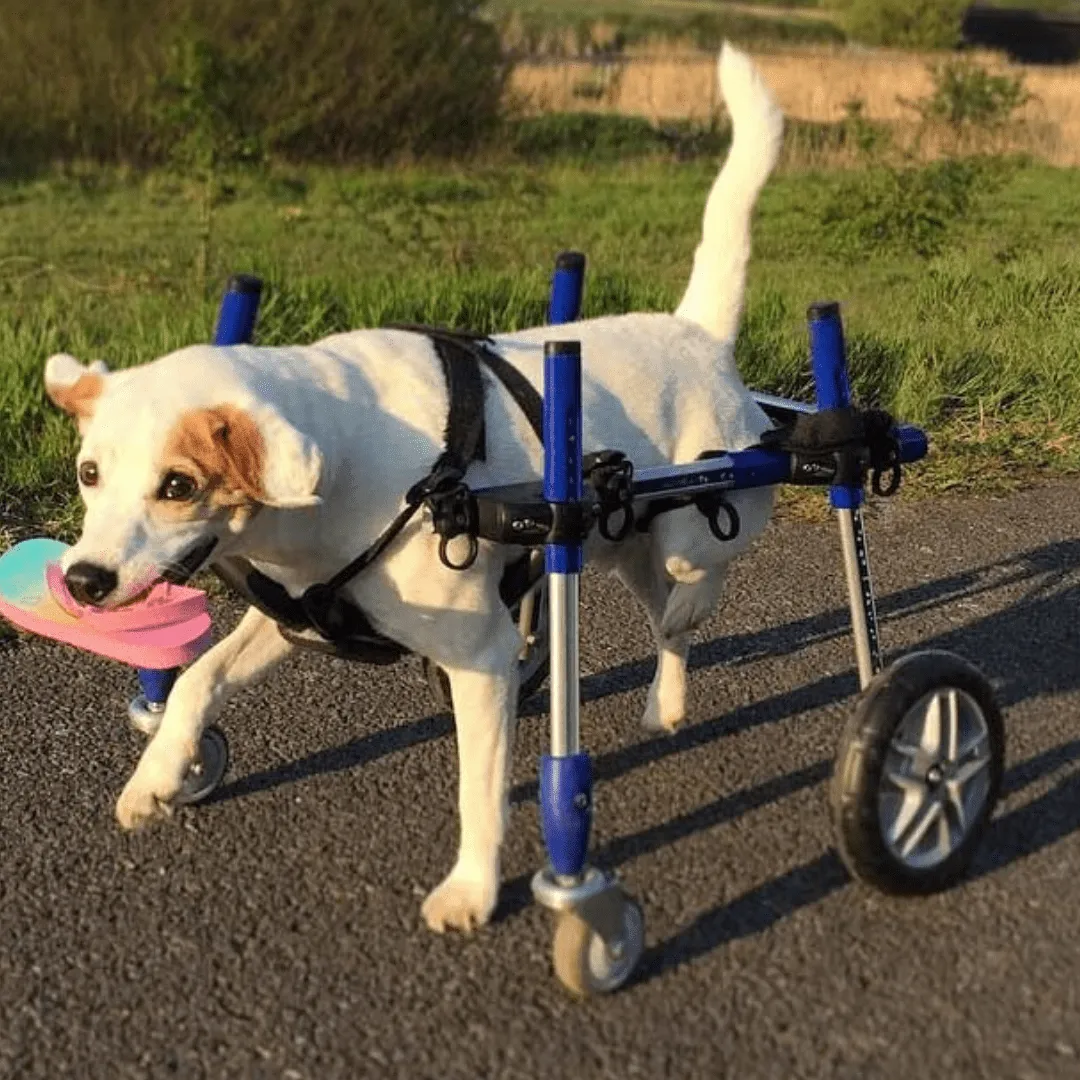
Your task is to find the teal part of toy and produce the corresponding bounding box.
[0,538,70,609]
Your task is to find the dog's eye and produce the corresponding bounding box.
[158,472,198,502]
[78,460,99,487]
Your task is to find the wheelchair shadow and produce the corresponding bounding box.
[520,535,1080,719]
[205,706,453,806]
[208,533,1080,971]
[623,738,1080,986]
[209,536,1080,872]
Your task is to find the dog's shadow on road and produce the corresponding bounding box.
[209,537,1080,978]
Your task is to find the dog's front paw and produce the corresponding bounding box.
[421,872,498,933]
[115,776,175,830]
[115,749,189,830]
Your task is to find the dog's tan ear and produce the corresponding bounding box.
[44,354,109,433]
[235,403,323,509]
[167,404,323,511]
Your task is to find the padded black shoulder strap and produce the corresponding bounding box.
[388,323,544,446]
[428,333,487,467]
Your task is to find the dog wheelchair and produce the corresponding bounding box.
[0,257,1005,997]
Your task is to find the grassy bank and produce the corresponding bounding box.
[2,154,1080,536]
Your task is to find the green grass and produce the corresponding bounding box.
[3,151,1080,536]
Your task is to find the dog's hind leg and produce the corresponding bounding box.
[115,607,294,830]
[420,613,522,934]
[613,531,727,734]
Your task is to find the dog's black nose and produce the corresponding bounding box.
[65,562,118,605]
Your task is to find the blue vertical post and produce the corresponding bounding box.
[807,301,880,687]
[808,302,859,512]
[135,275,264,712]
[548,251,586,326]
[539,252,590,880]
[213,273,263,347]
[539,339,592,880]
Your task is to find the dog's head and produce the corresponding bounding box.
[44,349,323,607]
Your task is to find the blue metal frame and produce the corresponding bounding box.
[809,301,859,511]
[624,423,926,501]
[539,255,593,881]
[532,280,929,886]
[135,275,264,708]
[543,343,584,575]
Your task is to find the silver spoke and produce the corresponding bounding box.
[953,754,990,788]
[920,694,944,759]
[900,798,944,859]
[944,779,968,835]
[884,764,927,795]
[886,787,927,846]
[945,690,961,763]
[936,806,954,861]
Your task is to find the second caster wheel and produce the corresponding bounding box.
[174,726,230,806]
[552,891,645,997]
[831,649,1004,895]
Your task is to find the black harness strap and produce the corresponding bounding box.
[430,332,488,465]
[473,348,544,444]
[388,324,544,445]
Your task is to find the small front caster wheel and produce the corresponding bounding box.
[552,893,645,997]
[128,694,165,737]
[831,650,1004,895]
[174,726,230,806]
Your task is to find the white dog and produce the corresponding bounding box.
[42,44,783,933]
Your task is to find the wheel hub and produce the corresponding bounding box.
[878,686,993,871]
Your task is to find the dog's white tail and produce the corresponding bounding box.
[674,43,784,344]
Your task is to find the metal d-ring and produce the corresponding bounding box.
[703,495,740,542]
[438,532,479,571]
[873,455,902,497]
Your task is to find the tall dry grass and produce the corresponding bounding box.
[0,0,507,168]
[510,47,1080,166]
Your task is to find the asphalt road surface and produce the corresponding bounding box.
[3,480,1080,1080]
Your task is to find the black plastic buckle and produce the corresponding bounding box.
[585,450,635,542]
[789,446,867,489]
[299,582,351,641]
[425,482,480,570]
[549,499,596,544]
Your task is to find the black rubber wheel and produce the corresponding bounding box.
[174,726,230,806]
[830,649,1004,896]
[423,579,550,712]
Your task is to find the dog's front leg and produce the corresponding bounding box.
[115,607,294,830]
[421,620,521,933]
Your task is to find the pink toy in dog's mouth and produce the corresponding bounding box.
[45,562,210,631]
